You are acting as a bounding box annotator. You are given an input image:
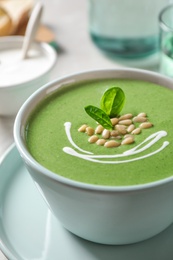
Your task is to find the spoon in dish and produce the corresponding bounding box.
[21,2,43,59]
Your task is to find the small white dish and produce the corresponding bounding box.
[0,144,173,260]
[0,36,57,116]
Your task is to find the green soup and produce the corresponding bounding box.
[25,79,173,186]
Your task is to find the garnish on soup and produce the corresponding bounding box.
[81,87,153,148]
[85,87,125,130]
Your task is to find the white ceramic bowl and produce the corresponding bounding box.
[14,69,173,245]
[0,36,57,116]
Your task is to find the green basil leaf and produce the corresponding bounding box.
[100,87,125,117]
[84,105,113,130]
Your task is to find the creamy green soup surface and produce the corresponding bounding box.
[25,79,173,186]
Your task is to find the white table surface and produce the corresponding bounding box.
[0,0,160,259]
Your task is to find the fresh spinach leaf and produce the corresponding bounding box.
[84,105,113,130]
[100,87,125,117]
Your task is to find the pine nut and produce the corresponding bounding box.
[132,128,141,135]
[133,116,147,123]
[88,135,99,143]
[96,139,106,146]
[119,114,133,120]
[111,117,119,126]
[115,135,122,140]
[115,124,126,129]
[102,129,110,139]
[110,130,119,137]
[140,122,153,129]
[124,134,133,139]
[78,124,87,132]
[115,125,127,135]
[127,124,135,133]
[104,140,120,148]
[121,136,134,145]
[86,127,94,136]
[95,125,104,134]
[119,119,132,125]
[137,112,147,117]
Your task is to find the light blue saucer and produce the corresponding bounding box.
[0,144,173,260]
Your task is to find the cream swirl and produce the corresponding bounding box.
[63,122,169,164]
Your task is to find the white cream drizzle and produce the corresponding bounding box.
[63,122,169,164]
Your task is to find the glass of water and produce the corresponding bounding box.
[159,4,173,77]
[88,0,170,60]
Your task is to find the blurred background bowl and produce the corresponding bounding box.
[0,36,57,116]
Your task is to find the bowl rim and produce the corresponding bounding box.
[14,68,173,193]
[0,36,57,88]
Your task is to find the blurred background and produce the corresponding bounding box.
[1,0,172,76]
